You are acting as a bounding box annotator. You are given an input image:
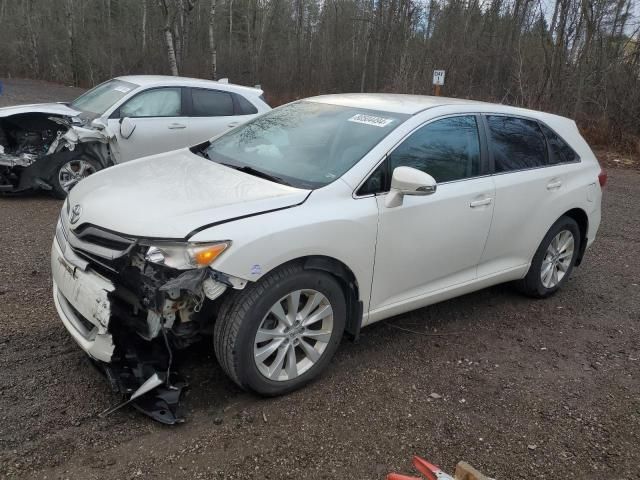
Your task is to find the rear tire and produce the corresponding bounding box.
[517,216,581,298]
[213,263,346,396]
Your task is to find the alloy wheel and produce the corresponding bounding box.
[58,159,96,193]
[253,289,334,382]
[540,229,575,288]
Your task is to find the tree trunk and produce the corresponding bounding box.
[229,0,233,56]
[161,0,180,76]
[25,0,39,77]
[142,0,147,52]
[164,28,179,76]
[106,0,113,77]
[209,0,217,79]
[65,0,79,86]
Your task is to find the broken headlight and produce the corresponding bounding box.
[144,242,230,270]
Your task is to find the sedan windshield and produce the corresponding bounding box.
[204,101,409,189]
[71,79,138,117]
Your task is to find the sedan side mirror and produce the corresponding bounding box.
[119,117,136,139]
[385,166,437,208]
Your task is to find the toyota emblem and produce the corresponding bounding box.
[69,204,82,224]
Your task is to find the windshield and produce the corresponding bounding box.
[204,101,409,189]
[71,79,138,117]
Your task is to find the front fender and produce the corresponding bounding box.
[189,186,379,310]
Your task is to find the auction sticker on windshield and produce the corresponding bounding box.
[348,114,394,127]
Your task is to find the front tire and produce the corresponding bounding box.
[518,216,581,298]
[214,263,346,396]
[51,157,101,199]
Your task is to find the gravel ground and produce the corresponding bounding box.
[0,79,639,480]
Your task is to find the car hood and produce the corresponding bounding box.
[67,149,311,239]
[0,102,81,118]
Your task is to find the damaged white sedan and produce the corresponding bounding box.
[1,75,269,198]
[51,94,603,423]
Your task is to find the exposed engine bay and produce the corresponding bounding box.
[0,112,112,194]
[53,208,243,424]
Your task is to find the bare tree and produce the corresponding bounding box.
[142,0,147,52]
[209,0,217,79]
[1,0,640,150]
[160,0,180,75]
[65,0,79,86]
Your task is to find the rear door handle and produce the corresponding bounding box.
[228,122,240,128]
[168,123,186,129]
[547,180,563,190]
[470,197,492,208]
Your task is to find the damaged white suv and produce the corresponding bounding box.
[51,94,604,423]
[1,75,269,198]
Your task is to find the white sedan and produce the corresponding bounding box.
[51,93,604,422]
[0,75,270,197]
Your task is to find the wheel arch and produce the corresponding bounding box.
[261,255,363,342]
[561,207,589,266]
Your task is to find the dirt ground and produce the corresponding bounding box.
[0,79,639,480]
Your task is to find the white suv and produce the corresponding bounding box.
[51,94,604,420]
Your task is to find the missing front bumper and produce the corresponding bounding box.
[51,238,189,424]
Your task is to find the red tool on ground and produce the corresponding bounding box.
[387,456,493,480]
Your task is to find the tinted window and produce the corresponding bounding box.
[539,123,579,164]
[487,115,547,172]
[388,116,481,183]
[234,94,258,115]
[192,89,234,116]
[120,88,181,118]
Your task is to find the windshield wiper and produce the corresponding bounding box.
[221,163,292,186]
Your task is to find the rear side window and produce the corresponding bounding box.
[388,115,481,183]
[234,94,258,115]
[191,89,234,116]
[539,123,579,164]
[486,115,547,172]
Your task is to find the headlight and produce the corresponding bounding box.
[144,242,230,270]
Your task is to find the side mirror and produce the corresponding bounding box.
[385,166,437,208]
[119,117,136,139]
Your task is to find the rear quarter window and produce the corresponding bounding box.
[486,115,547,172]
[234,94,259,115]
[539,123,579,164]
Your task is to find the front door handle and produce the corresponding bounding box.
[228,122,240,128]
[547,179,563,190]
[168,123,186,129]
[470,197,493,208]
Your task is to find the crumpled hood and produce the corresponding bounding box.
[0,102,81,118]
[67,149,310,239]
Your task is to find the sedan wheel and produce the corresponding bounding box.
[58,159,97,193]
[540,229,575,288]
[254,289,334,381]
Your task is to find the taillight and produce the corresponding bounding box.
[598,169,607,187]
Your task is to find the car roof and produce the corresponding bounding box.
[115,75,263,96]
[305,93,487,114]
[305,93,573,125]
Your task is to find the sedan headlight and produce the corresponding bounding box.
[144,242,230,270]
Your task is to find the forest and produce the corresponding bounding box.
[0,0,639,150]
